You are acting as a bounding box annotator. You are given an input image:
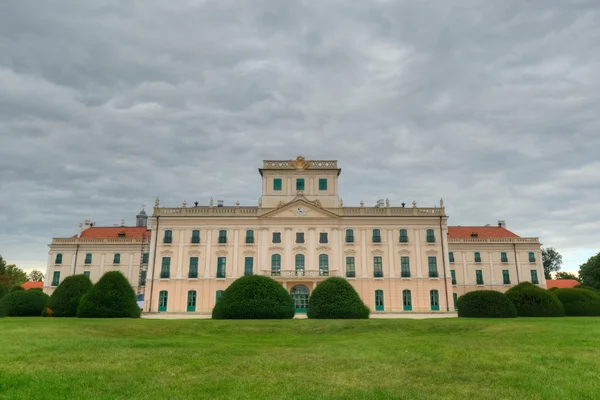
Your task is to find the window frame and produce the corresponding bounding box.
[113,253,121,265]
[529,252,536,263]
[476,269,484,285]
[451,269,457,285]
[373,256,383,278]
[430,289,440,311]
[245,229,254,244]
[428,256,438,278]
[346,256,355,278]
[401,256,411,278]
[55,253,63,264]
[402,289,412,311]
[271,254,281,276]
[51,271,60,286]
[216,257,227,278]
[272,232,282,244]
[345,229,354,243]
[375,289,384,311]
[319,254,329,276]
[319,232,328,244]
[160,257,171,279]
[295,254,305,275]
[84,253,92,265]
[474,252,482,263]
[163,229,173,244]
[273,178,282,191]
[502,269,511,285]
[318,178,327,191]
[244,256,254,276]
[372,229,381,243]
[296,178,305,191]
[449,252,455,263]
[218,230,227,244]
[531,269,539,284]
[501,252,508,263]
[187,290,197,312]
[188,257,199,278]
[191,230,200,244]
[399,229,408,243]
[426,229,435,243]
[296,232,305,244]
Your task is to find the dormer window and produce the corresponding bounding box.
[118,233,126,238]
[471,233,478,238]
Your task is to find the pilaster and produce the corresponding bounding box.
[332,229,339,272]
[415,230,423,278]
[489,252,495,285]
[308,228,316,271]
[100,253,105,276]
[177,229,185,278]
[361,229,367,278]
[233,229,239,278]
[462,251,468,284]
[387,229,395,278]
[204,228,212,278]
[285,228,292,271]
[128,252,134,281]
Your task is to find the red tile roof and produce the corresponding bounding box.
[448,226,520,239]
[21,281,44,290]
[546,280,580,289]
[78,227,150,239]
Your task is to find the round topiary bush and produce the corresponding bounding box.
[457,290,517,318]
[77,271,140,318]
[505,282,565,317]
[46,274,93,317]
[212,275,295,319]
[553,288,600,316]
[0,289,49,316]
[307,277,370,319]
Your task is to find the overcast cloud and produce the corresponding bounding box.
[1,0,599,274]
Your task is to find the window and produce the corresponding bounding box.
[113,253,120,264]
[375,290,384,311]
[273,178,282,191]
[245,230,254,244]
[142,252,149,265]
[244,257,253,276]
[449,252,455,263]
[474,252,481,263]
[191,230,200,244]
[503,270,511,285]
[83,271,90,279]
[52,271,60,286]
[216,257,226,278]
[216,290,223,302]
[374,256,383,278]
[158,290,168,312]
[430,290,440,311]
[84,253,92,264]
[318,178,327,190]
[401,257,411,278]
[372,229,381,243]
[55,254,63,264]
[451,269,457,285]
[187,290,196,312]
[163,230,172,244]
[453,293,458,311]
[296,232,305,243]
[529,252,536,262]
[428,257,438,278]
[160,257,171,279]
[295,254,305,275]
[403,290,412,311]
[319,232,328,244]
[139,270,146,286]
[218,230,227,244]
[272,232,281,243]
[296,178,305,191]
[426,229,435,243]
[346,257,355,278]
[319,254,329,276]
[476,269,484,285]
[501,252,508,263]
[345,229,354,243]
[531,270,539,284]
[188,257,199,278]
[399,229,408,243]
[271,254,281,276]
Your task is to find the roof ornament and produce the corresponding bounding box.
[360,200,364,208]
[440,198,444,208]
[209,197,214,207]
[277,200,285,208]
[386,198,390,208]
[155,197,160,207]
[412,200,417,208]
[182,200,187,208]
[236,200,240,207]
[290,155,310,169]
[258,197,262,208]
[339,198,343,207]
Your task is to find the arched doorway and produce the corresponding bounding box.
[290,285,310,313]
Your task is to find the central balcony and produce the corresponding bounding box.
[260,270,341,279]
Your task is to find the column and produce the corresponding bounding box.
[332,229,339,273]
[233,229,239,278]
[287,177,292,196]
[308,228,316,271]
[387,229,395,278]
[414,231,423,278]
[128,252,134,281]
[100,253,105,276]
[361,229,367,278]
[177,229,185,278]
[489,252,495,285]
[462,251,468,284]
[285,228,292,272]
[204,228,212,278]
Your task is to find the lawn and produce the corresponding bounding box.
[1,318,599,399]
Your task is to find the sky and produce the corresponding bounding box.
[1,0,599,275]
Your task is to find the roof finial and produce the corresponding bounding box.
[440,198,444,208]
[155,197,160,207]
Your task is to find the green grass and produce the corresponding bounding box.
[1,318,600,399]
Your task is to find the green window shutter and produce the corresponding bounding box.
[399,229,408,243]
[375,290,384,311]
[403,290,412,311]
[430,290,440,311]
[346,256,355,277]
[161,257,171,278]
[142,252,149,264]
[428,257,438,277]
[296,232,304,243]
[319,232,328,243]
[296,178,305,191]
[85,253,92,264]
[83,271,90,279]
[451,269,457,285]
[426,229,435,243]
[272,232,281,243]
[372,229,381,243]
[501,252,508,262]
[245,230,254,244]
[401,256,410,277]
[503,270,510,285]
[189,257,199,278]
[113,253,120,264]
[529,252,536,262]
[319,254,329,276]
[191,230,200,244]
[158,290,168,312]
[474,252,481,263]
[52,271,60,286]
[164,230,172,244]
[273,178,282,191]
[295,254,305,274]
[271,254,281,276]
[449,252,455,263]
[373,256,383,277]
[345,229,354,243]
[218,230,227,244]
[244,257,254,276]
[531,270,539,284]
[55,254,62,264]
[318,178,327,190]
[453,293,458,311]
[217,257,226,278]
[476,270,484,285]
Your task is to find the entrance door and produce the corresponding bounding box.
[187,290,197,312]
[375,290,384,311]
[290,285,309,313]
[158,290,168,312]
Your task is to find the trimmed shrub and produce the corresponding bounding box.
[0,284,7,300]
[0,290,49,316]
[212,275,295,319]
[307,277,370,319]
[77,271,140,318]
[554,288,600,316]
[46,274,93,317]
[457,290,516,318]
[11,286,25,292]
[505,282,565,317]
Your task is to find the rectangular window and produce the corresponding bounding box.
[453,293,458,311]
[426,229,435,243]
[319,232,328,244]
[296,232,304,243]
[319,254,329,276]
[372,229,381,243]
[272,232,281,243]
[401,256,411,278]
[474,252,482,263]
[451,269,457,285]
[345,229,354,243]
[318,178,327,190]
[244,257,254,276]
[529,252,536,262]
[142,252,149,265]
[449,252,455,263]
[399,229,408,243]
[160,257,171,279]
[218,230,227,244]
[139,270,146,286]
[501,252,508,263]
[374,256,383,278]
[296,178,305,191]
[191,230,200,244]
[346,257,356,278]
[55,254,63,264]
[84,253,92,264]
[476,270,484,285]
[52,271,60,286]
[163,230,172,244]
[273,178,282,191]
[245,230,254,244]
[83,271,90,279]
[503,270,511,285]
[428,257,438,278]
[217,257,226,278]
[531,270,539,284]
[188,257,199,278]
[113,253,120,264]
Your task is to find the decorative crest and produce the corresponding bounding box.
[155,197,160,207]
[290,155,310,169]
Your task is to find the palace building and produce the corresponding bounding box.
[44,157,546,315]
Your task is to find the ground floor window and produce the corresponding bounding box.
[187,290,197,312]
[158,290,168,312]
[403,289,412,311]
[52,271,60,286]
[453,293,458,311]
[430,290,440,311]
[375,289,384,311]
[216,290,223,303]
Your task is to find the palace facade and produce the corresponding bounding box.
[44,157,546,315]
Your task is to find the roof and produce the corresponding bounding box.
[448,226,520,239]
[78,226,150,239]
[21,281,44,290]
[546,280,580,289]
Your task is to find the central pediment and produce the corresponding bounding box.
[260,198,340,219]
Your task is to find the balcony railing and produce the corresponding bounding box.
[261,270,341,278]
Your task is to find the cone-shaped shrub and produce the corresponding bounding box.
[212,275,295,319]
[554,288,600,316]
[457,290,517,318]
[46,274,93,317]
[505,282,565,317]
[0,289,49,316]
[307,277,370,319]
[77,271,140,318]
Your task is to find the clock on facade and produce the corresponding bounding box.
[294,207,307,216]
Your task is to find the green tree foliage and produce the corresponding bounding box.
[457,290,517,318]
[0,284,7,300]
[505,282,565,317]
[212,275,295,319]
[28,270,45,282]
[11,286,25,292]
[579,252,600,290]
[553,288,600,316]
[77,271,140,318]
[0,290,49,317]
[0,255,28,289]
[542,247,563,280]
[307,277,370,319]
[46,275,93,317]
[555,271,579,281]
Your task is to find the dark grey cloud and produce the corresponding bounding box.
[1,0,599,272]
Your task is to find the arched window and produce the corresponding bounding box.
[501,252,508,263]
[319,254,329,276]
[55,253,63,264]
[375,289,384,311]
[474,252,482,263]
[426,229,435,243]
[372,229,381,243]
[271,254,281,276]
[84,253,92,264]
[402,290,412,311]
[430,290,440,311]
[399,229,408,243]
[191,230,200,244]
[158,290,168,312]
[295,254,305,275]
[187,290,197,312]
[163,230,172,244]
[345,229,354,243]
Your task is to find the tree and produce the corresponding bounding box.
[579,252,600,290]
[28,270,45,282]
[542,247,563,280]
[0,255,28,289]
[555,271,579,281]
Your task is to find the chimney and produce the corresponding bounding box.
[217,200,224,207]
[498,220,506,228]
